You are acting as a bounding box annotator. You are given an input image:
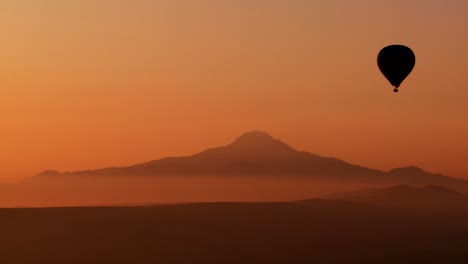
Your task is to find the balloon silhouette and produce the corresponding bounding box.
[377,45,415,92]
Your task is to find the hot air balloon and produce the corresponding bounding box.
[377,45,415,92]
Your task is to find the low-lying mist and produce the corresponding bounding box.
[0,175,380,207]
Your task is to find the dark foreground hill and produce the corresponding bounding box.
[329,185,468,211]
[1,198,468,264]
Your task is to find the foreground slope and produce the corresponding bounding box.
[1,199,468,264]
[325,185,468,211]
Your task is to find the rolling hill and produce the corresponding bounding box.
[325,185,468,211]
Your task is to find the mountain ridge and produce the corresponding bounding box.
[26,131,468,193]
[30,131,382,179]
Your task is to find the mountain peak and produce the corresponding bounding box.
[228,131,295,152]
[232,131,275,144]
[24,170,62,183]
[38,170,62,177]
[389,166,426,175]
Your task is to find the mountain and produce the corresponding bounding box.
[386,166,468,192]
[388,166,455,184]
[330,185,468,211]
[26,130,468,193]
[35,131,381,180]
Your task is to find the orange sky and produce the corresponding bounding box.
[1,1,468,182]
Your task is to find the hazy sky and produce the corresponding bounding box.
[1,0,468,181]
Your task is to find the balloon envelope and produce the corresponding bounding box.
[377,45,415,90]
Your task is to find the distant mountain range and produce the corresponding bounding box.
[28,130,468,192]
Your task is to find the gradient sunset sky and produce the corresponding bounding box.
[1,1,468,182]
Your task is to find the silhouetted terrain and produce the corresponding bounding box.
[32,131,467,187]
[2,131,468,207]
[329,185,468,211]
[2,195,468,264]
[29,131,383,180]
